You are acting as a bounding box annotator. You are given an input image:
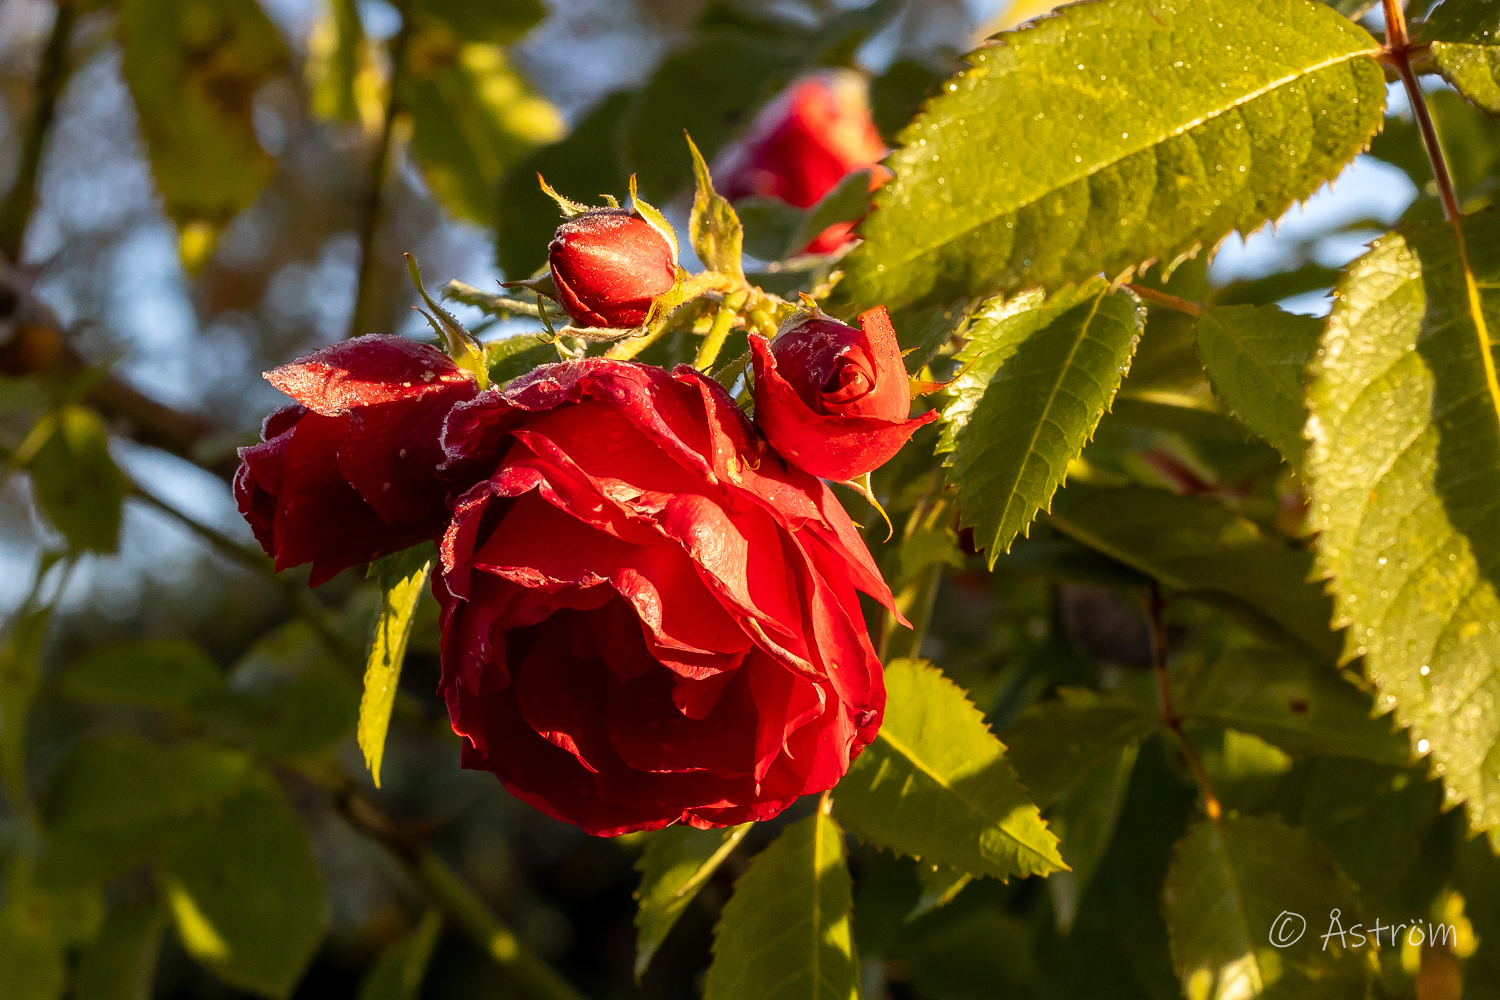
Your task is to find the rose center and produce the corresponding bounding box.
[821,359,873,403]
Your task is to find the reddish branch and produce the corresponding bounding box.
[1383,0,1462,222]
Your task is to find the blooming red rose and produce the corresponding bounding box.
[717,72,887,254]
[433,359,899,835]
[749,306,936,482]
[235,335,477,585]
[548,209,677,328]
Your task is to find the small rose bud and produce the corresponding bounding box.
[750,306,937,481]
[717,72,887,255]
[547,209,677,328]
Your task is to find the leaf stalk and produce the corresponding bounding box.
[1144,580,1221,823]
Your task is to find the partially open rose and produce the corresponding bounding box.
[434,359,898,835]
[235,335,476,585]
[749,306,936,482]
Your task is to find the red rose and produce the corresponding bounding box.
[235,335,477,585]
[717,72,887,254]
[749,306,936,482]
[433,359,899,835]
[548,209,677,328]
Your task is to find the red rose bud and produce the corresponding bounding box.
[750,306,937,482]
[234,335,477,586]
[717,72,887,254]
[547,208,677,328]
[434,359,902,835]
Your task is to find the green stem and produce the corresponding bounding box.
[694,291,746,371]
[347,3,412,339]
[0,0,74,262]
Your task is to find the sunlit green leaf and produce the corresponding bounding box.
[119,0,288,229]
[834,659,1064,880]
[634,823,751,981]
[1306,213,1500,839]
[1049,486,1340,660]
[1180,647,1409,765]
[1162,816,1369,1000]
[61,640,223,710]
[1194,305,1321,464]
[941,283,1145,560]
[704,810,857,1000]
[688,136,744,278]
[360,546,433,788]
[835,0,1386,312]
[27,406,126,553]
[1420,0,1500,114]
[484,333,555,385]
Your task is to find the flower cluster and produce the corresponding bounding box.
[235,82,930,836]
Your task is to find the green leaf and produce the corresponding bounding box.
[61,640,223,709]
[0,604,53,809]
[784,169,875,259]
[1001,688,1159,809]
[942,283,1145,560]
[1162,816,1369,1000]
[1048,486,1341,660]
[1210,264,1342,309]
[158,781,326,999]
[72,898,166,1000]
[908,864,972,923]
[484,332,555,385]
[1305,213,1500,836]
[1180,648,1410,765]
[1194,305,1322,464]
[119,0,288,228]
[1419,0,1500,115]
[358,909,443,1000]
[634,823,751,981]
[833,659,1064,880]
[703,810,857,1000]
[623,32,804,202]
[496,91,631,280]
[412,0,544,45]
[834,0,1386,312]
[360,546,433,788]
[27,406,126,553]
[403,38,564,228]
[0,876,102,1000]
[687,135,745,278]
[1045,743,1138,934]
[307,0,364,123]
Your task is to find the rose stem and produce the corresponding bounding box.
[1144,580,1221,822]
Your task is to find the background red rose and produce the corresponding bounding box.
[750,306,936,482]
[235,334,476,585]
[434,359,897,835]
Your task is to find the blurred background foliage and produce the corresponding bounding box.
[1,0,1498,997]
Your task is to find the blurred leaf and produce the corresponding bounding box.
[870,58,944,144]
[485,333,555,385]
[72,898,165,1000]
[1045,744,1139,934]
[307,0,364,122]
[834,659,1064,880]
[1419,0,1500,114]
[736,197,804,262]
[496,91,630,280]
[908,864,972,922]
[1162,816,1369,999]
[405,37,564,227]
[1181,648,1409,765]
[1306,215,1500,837]
[634,823,751,981]
[1003,689,1158,810]
[1108,389,1244,442]
[784,169,873,258]
[27,406,126,553]
[836,0,1386,312]
[993,534,1152,589]
[413,0,544,45]
[1210,265,1341,308]
[360,546,433,788]
[941,283,1145,561]
[1322,0,1378,18]
[1049,486,1340,660]
[119,0,288,229]
[688,136,745,278]
[900,903,1038,999]
[0,876,102,1000]
[624,32,804,201]
[704,811,857,1000]
[0,604,53,809]
[358,909,442,1000]
[158,781,326,999]
[1194,305,1321,464]
[61,639,223,710]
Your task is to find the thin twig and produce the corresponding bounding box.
[348,3,413,339]
[335,788,588,1000]
[1125,283,1204,317]
[1144,580,1221,822]
[0,0,75,262]
[1384,0,1462,222]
